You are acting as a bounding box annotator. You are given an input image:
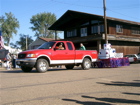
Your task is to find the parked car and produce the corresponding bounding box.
[124,54,140,63]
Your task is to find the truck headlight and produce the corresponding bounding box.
[26,54,36,57]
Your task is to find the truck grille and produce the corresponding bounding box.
[18,54,26,59]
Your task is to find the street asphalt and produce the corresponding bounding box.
[0,63,140,105]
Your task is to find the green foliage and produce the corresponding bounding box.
[10,42,19,49]
[0,12,19,45]
[30,12,57,38]
[16,34,33,51]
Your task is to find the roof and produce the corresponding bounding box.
[39,37,54,42]
[49,10,140,30]
[28,37,54,48]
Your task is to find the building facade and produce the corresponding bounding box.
[49,10,140,55]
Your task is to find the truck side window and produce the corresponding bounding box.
[55,42,65,50]
[67,42,73,50]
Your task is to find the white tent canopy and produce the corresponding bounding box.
[4,45,22,54]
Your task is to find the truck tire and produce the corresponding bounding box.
[36,58,49,73]
[65,65,74,69]
[21,66,32,72]
[81,58,91,70]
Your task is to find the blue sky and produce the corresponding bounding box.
[1,0,140,43]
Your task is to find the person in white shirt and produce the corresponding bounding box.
[6,52,11,70]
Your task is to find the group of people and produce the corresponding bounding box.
[5,52,17,70]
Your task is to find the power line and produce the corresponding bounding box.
[51,0,102,9]
[109,6,139,10]
[51,0,140,22]
[107,8,140,21]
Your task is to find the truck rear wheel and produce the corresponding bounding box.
[36,58,49,73]
[65,65,74,69]
[81,58,91,70]
[21,66,32,72]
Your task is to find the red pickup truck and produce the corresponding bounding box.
[16,41,97,73]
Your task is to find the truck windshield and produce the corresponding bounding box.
[37,42,55,49]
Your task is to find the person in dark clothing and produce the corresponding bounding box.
[12,54,17,68]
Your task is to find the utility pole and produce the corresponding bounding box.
[103,0,108,44]
[55,30,57,40]
[44,24,47,37]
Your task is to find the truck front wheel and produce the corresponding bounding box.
[21,66,32,72]
[81,58,91,70]
[36,59,49,73]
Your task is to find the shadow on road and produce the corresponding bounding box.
[0,67,83,73]
[48,67,82,71]
[122,92,140,96]
[62,98,112,105]
[81,95,140,104]
[96,81,140,87]
[133,80,140,82]
[0,69,23,73]
[93,80,140,104]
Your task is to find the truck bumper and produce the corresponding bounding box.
[16,58,36,67]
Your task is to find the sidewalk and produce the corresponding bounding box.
[0,67,20,70]
[0,67,6,70]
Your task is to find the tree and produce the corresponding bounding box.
[30,12,57,38]
[0,12,19,45]
[16,34,33,51]
[10,42,19,49]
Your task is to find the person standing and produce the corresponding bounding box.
[79,43,86,50]
[0,60,2,67]
[12,54,17,68]
[5,52,11,70]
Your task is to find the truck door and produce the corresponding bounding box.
[66,42,75,62]
[51,42,68,64]
[51,42,75,64]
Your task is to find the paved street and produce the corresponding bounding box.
[0,64,140,105]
